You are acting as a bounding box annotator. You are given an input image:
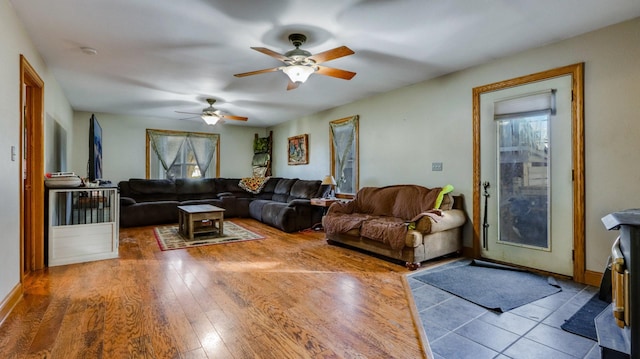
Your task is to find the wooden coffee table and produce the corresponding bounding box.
[177,204,225,240]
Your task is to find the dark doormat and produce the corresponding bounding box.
[412,259,561,312]
[561,293,610,341]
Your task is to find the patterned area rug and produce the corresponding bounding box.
[154,221,264,250]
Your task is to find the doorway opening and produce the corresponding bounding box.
[472,63,586,282]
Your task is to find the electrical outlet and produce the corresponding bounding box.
[432,162,443,171]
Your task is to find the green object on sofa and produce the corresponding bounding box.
[435,184,454,209]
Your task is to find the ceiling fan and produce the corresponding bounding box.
[234,33,356,90]
[175,98,248,125]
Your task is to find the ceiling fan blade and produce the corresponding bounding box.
[175,110,201,115]
[251,47,290,62]
[315,65,357,80]
[286,80,300,91]
[234,67,280,78]
[220,114,248,121]
[308,46,354,64]
[177,115,200,121]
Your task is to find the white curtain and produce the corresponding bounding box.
[330,115,358,190]
[148,130,186,176]
[147,130,219,178]
[187,133,218,176]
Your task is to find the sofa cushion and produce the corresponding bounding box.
[129,178,175,194]
[175,178,216,194]
[272,178,297,202]
[253,177,282,200]
[248,199,271,222]
[176,178,217,201]
[215,178,252,198]
[261,202,292,230]
[120,197,136,206]
[324,212,372,235]
[215,178,242,192]
[439,193,454,211]
[287,180,322,202]
[125,178,178,202]
[119,200,179,228]
[360,216,407,250]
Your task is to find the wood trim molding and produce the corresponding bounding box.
[20,55,45,273]
[461,246,475,258]
[401,275,432,359]
[471,63,587,283]
[0,283,23,327]
[584,270,603,288]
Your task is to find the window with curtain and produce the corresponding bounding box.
[330,115,359,194]
[145,129,220,179]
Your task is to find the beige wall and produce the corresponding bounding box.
[270,18,640,273]
[0,1,74,303]
[71,111,267,184]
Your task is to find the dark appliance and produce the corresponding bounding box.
[601,209,639,359]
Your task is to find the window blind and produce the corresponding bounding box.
[494,89,556,121]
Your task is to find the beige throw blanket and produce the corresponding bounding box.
[239,176,271,194]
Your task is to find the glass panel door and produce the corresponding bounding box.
[479,75,573,276]
[498,114,550,249]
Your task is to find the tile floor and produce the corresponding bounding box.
[407,263,603,359]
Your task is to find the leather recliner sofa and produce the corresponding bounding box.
[118,177,326,232]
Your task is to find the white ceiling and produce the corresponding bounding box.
[10,0,640,127]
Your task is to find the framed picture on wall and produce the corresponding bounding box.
[288,134,309,165]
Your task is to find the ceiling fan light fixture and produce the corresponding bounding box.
[282,65,315,83]
[201,113,219,125]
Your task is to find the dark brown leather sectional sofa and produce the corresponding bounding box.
[118,177,327,232]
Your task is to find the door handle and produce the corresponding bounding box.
[482,181,490,250]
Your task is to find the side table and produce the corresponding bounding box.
[310,198,343,230]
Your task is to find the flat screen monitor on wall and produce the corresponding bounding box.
[88,114,102,182]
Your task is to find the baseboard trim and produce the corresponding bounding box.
[584,270,603,287]
[0,282,23,327]
[461,246,474,258]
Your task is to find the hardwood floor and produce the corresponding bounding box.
[0,219,431,358]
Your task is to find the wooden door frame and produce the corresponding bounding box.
[20,54,45,280]
[471,63,590,284]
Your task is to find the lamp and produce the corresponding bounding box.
[201,113,219,125]
[322,175,337,198]
[282,65,315,83]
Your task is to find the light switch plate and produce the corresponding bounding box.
[432,162,443,171]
